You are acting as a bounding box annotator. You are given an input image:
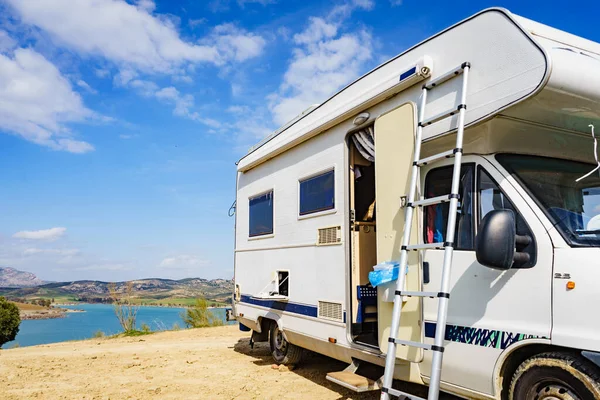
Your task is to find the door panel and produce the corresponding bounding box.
[420,156,552,395]
[374,102,423,362]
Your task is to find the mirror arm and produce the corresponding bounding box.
[515,234,531,247]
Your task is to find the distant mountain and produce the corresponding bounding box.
[0,267,45,287]
[0,267,233,305]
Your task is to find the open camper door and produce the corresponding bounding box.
[375,103,423,362]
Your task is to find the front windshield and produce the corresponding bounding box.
[497,154,600,247]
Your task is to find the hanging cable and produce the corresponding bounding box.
[228,200,236,217]
[576,124,600,182]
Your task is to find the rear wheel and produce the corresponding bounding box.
[509,352,600,400]
[269,323,303,365]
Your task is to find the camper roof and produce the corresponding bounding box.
[237,8,600,172]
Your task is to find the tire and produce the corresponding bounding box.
[509,352,600,400]
[269,322,303,365]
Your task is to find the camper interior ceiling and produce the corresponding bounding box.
[231,7,600,400]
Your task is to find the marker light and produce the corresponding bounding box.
[567,281,576,290]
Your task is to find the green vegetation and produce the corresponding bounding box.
[109,282,139,333]
[93,330,105,338]
[0,296,21,347]
[122,330,154,337]
[181,297,224,328]
[172,322,181,331]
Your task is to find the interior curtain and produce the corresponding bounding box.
[351,125,375,162]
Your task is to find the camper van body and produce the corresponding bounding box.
[232,8,600,400]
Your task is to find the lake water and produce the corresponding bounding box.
[4,304,233,348]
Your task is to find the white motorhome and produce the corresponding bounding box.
[230,8,600,400]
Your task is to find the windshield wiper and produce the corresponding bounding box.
[575,229,600,234]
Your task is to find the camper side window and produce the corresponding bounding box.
[299,169,335,216]
[249,191,274,237]
[424,164,475,250]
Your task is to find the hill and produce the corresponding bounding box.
[0,268,233,306]
[0,267,45,287]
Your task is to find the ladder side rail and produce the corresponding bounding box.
[426,65,470,400]
[380,87,428,400]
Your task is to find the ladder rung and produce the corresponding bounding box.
[415,149,457,166]
[419,104,465,127]
[412,194,454,208]
[405,243,444,251]
[395,290,439,298]
[382,387,425,400]
[389,338,432,350]
[423,62,470,90]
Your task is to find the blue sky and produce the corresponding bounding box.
[0,0,598,282]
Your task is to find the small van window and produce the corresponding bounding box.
[299,170,335,215]
[424,164,475,250]
[249,191,274,237]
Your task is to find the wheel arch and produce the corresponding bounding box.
[494,340,594,400]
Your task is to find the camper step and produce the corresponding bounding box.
[395,290,440,298]
[326,359,382,393]
[423,62,469,90]
[419,104,465,127]
[415,149,457,166]
[388,337,434,351]
[382,386,425,400]
[412,194,455,207]
[405,242,445,251]
[326,371,382,392]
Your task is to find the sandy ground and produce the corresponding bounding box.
[0,325,453,400]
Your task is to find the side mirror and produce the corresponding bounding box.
[475,210,516,270]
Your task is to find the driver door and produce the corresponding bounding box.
[420,155,552,395]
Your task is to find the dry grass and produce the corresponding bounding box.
[10,302,46,311]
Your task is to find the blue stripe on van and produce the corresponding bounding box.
[239,295,346,323]
[240,295,318,317]
[424,322,546,350]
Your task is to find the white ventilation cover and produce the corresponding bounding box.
[317,226,342,245]
[318,301,343,321]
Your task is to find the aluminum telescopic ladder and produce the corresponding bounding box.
[380,61,471,400]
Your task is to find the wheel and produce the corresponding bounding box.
[269,322,303,365]
[509,352,600,400]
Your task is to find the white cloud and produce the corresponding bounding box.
[13,227,67,241]
[159,255,208,269]
[206,23,266,63]
[390,0,403,6]
[269,7,373,125]
[0,47,95,152]
[127,81,221,128]
[119,134,138,140]
[0,30,16,51]
[6,0,265,75]
[76,79,97,94]
[23,248,79,256]
[188,18,207,28]
[209,0,276,13]
[94,67,110,78]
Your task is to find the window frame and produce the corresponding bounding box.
[297,167,337,219]
[422,163,476,251]
[476,165,537,268]
[248,189,275,239]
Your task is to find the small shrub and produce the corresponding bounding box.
[172,322,181,331]
[141,323,151,333]
[93,330,105,338]
[108,282,139,333]
[0,297,21,347]
[8,342,20,349]
[181,297,223,328]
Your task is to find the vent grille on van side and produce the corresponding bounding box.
[318,301,343,321]
[317,226,342,245]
